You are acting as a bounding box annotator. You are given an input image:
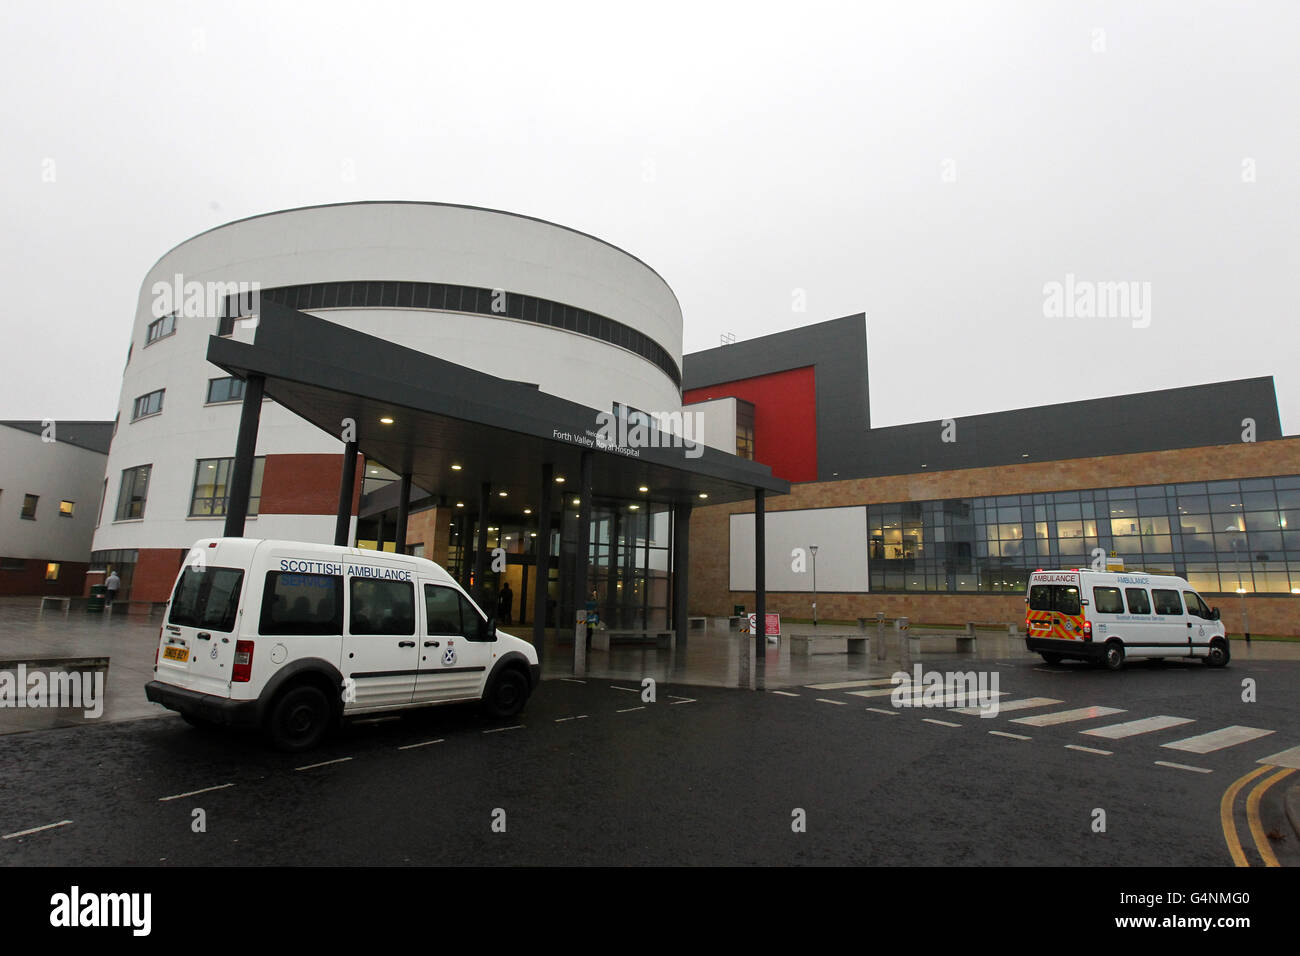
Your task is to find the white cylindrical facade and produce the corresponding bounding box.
[94,202,685,560]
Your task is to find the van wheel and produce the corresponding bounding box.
[1040,653,1063,665]
[1102,642,1125,671]
[483,669,529,719]
[1204,639,1230,668]
[267,685,332,752]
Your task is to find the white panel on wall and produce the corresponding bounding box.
[729,506,868,593]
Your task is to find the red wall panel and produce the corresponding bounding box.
[260,452,363,516]
[684,366,817,482]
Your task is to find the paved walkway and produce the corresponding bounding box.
[1,603,1296,734]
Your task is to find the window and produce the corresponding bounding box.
[115,465,152,520]
[59,500,75,518]
[206,377,246,404]
[424,584,488,641]
[96,479,107,528]
[1151,588,1183,616]
[1028,584,1080,614]
[44,563,60,581]
[259,572,343,635]
[1183,591,1212,619]
[21,494,38,519]
[349,578,415,635]
[169,566,245,632]
[189,457,265,516]
[132,389,165,421]
[1125,588,1152,614]
[145,314,177,345]
[0,558,26,572]
[1092,586,1124,614]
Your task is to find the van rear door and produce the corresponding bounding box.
[159,562,245,698]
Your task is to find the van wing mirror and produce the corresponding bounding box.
[1210,607,1220,621]
[482,615,497,640]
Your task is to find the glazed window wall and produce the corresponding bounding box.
[867,475,1300,594]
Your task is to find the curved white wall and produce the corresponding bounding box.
[93,202,684,555]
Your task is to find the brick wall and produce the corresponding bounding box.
[260,452,363,516]
[405,505,450,566]
[0,559,89,596]
[129,548,187,604]
[691,437,1300,634]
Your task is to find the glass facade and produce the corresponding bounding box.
[868,475,1300,595]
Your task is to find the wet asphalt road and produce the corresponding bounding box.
[1,656,1297,866]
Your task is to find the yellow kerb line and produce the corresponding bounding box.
[1220,764,1273,867]
[1246,766,1296,868]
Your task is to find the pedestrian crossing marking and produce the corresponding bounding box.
[1082,715,1195,739]
[1257,745,1300,769]
[848,688,1008,707]
[953,697,1061,716]
[1162,726,1274,754]
[806,679,900,690]
[1011,706,1125,727]
[1065,744,1113,756]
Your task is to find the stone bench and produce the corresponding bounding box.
[789,633,871,656]
[38,596,72,615]
[906,624,978,653]
[589,628,675,651]
[687,616,707,631]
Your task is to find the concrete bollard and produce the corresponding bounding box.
[896,616,911,663]
[574,620,587,675]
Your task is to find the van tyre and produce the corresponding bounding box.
[1102,641,1125,671]
[483,668,529,719]
[267,684,333,752]
[1040,653,1063,665]
[1204,638,1230,668]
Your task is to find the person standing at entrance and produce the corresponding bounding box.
[104,569,121,607]
[498,582,514,625]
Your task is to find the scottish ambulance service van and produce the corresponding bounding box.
[145,538,540,750]
[1025,569,1229,670]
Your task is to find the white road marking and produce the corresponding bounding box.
[1162,726,1275,754]
[922,718,962,727]
[2,820,72,840]
[610,685,639,693]
[158,783,234,802]
[397,738,445,750]
[1082,716,1195,739]
[1257,745,1300,769]
[616,706,645,713]
[1155,760,1213,774]
[1012,706,1125,727]
[1065,744,1113,756]
[771,690,801,697]
[482,725,525,733]
[850,688,1008,707]
[865,707,899,716]
[990,731,1032,740]
[669,698,695,705]
[560,678,587,684]
[847,686,914,698]
[295,757,353,771]
[953,697,1061,715]
[807,679,902,690]
[816,698,848,706]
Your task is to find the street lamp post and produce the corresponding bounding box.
[810,544,819,627]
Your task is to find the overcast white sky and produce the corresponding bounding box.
[1,0,1296,433]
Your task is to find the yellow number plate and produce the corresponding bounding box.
[163,645,189,662]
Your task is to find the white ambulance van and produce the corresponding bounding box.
[1025,569,1229,671]
[146,538,540,750]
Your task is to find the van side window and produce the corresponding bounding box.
[349,578,415,636]
[1092,587,1123,614]
[1151,588,1184,616]
[1183,591,1210,618]
[260,572,343,636]
[424,584,488,641]
[1124,588,1152,614]
[169,566,244,632]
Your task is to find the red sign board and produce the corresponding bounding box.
[746,612,781,636]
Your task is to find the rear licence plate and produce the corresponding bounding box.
[163,646,189,662]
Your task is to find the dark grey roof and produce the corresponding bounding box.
[0,420,114,455]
